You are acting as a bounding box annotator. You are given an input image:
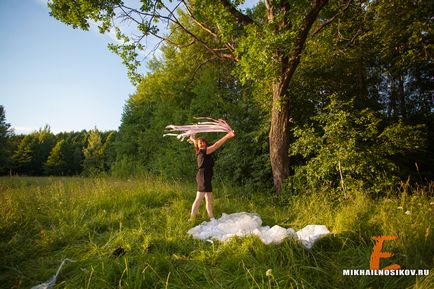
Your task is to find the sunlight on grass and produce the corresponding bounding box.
[0,176,433,288]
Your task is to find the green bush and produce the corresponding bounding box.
[289,94,426,194]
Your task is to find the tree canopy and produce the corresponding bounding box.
[3,0,431,193]
[48,0,360,191]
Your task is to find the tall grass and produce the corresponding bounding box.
[0,176,433,288]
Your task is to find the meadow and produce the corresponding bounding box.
[0,176,433,289]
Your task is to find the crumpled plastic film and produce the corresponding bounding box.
[187,212,330,248]
[31,258,75,289]
[164,117,234,141]
[296,224,330,249]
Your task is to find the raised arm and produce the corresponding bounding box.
[206,131,235,154]
[189,134,197,146]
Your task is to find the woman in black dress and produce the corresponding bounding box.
[189,131,235,219]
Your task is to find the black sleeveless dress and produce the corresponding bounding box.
[196,149,214,192]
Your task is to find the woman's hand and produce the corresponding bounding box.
[189,134,196,144]
[227,131,235,139]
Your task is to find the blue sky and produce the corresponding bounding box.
[0,0,258,135]
[0,0,135,134]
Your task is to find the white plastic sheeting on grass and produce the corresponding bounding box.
[187,212,330,249]
[31,258,75,289]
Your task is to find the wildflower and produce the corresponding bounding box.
[430,202,434,206]
[397,206,403,210]
[266,269,273,277]
[405,210,411,215]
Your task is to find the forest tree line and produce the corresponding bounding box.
[0,112,116,177]
[1,1,432,193]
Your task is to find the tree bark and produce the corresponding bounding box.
[268,0,329,192]
[398,74,407,119]
[270,81,291,192]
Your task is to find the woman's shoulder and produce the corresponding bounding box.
[196,148,207,155]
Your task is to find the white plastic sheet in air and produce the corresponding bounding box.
[187,212,330,249]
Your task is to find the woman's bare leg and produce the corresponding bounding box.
[191,191,206,218]
[204,192,214,219]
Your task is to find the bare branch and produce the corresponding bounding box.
[218,0,254,25]
[264,0,274,22]
[151,32,195,48]
[348,28,363,47]
[280,0,329,93]
[163,0,183,19]
[117,5,142,26]
[181,1,219,38]
[159,2,237,62]
[143,38,165,59]
[114,1,238,63]
[181,1,238,60]
[190,56,219,81]
[119,3,174,24]
[312,0,352,36]
[115,6,195,51]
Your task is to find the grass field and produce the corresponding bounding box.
[0,176,433,288]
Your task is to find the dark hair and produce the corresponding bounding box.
[194,137,207,153]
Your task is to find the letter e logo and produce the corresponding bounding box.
[370,236,401,270]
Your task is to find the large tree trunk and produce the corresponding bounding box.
[269,82,291,192]
[266,0,329,193]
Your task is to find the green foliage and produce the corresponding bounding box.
[108,0,433,189]
[10,126,59,175]
[0,106,13,174]
[360,0,433,119]
[112,19,271,187]
[107,40,142,85]
[11,134,36,175]
[48,0,121,31]
[33,126,57,174]
[365,0,432,71]
[45,139,67,175]
[60,131,88,175]
[46,0,434,191]
[235,0,309,86]
[2,128,115,177]
[111,155,147,178]
[83,129,116,175]
[289,94,426,193]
